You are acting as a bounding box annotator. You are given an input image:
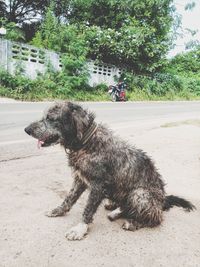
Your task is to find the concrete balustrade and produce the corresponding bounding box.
[0,39,122,86]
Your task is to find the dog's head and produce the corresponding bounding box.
[24,102,95,149]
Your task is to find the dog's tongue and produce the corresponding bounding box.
[37,140,44,149]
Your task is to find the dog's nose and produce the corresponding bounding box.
[24,126,33,135]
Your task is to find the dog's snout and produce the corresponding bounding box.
[24,126,33,135]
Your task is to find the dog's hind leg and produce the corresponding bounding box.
[122,219,144,231]
[46,177,87,217]
[104,199,118,211]
[122,188,163,231]
[122,207,162,231]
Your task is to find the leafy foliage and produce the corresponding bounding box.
[31,7,89,91]
[0,0,72,24]
[1,0,176,74]
[0,0,6,17]
[68,0,175,73]
[185,1,196,11]
[1,0,199,101]
[167,48,200,76]
[0,69,108,101]
[0,18,25,41]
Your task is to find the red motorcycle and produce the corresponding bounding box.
[108,81,127,102]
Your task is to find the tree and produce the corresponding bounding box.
[0,1,71,41]
[0,0,70,24]
[185,1,196,11]
[169,47,200,75]
[0,1,6,17]
[2,0,177,74]
[31,7,89,90]
[1,0,46,24]
[69,0,175,73]
[184,1,200,50]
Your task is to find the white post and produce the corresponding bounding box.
[0,27,7,37]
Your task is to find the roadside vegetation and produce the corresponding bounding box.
[0,0,200,101]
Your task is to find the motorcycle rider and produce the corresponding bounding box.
[117,79,126,93]
[108,78,127,101]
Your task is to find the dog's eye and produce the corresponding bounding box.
[46,115,53,121]
[46,116,60,128]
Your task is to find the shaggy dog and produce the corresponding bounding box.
[24,102,195,240]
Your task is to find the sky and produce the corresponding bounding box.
[169,0,200,57]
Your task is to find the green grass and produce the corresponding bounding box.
[0,85,109,101]
[1,69,200,102]
[126,89,200,101]
[1,85,200,101]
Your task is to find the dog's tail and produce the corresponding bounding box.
[163,195,196,212]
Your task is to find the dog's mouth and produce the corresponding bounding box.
[37,140,45,149]
[37,135,60,149]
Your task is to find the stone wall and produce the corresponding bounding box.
[0,39,122,86]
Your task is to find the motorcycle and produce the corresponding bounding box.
[108,81,127,102]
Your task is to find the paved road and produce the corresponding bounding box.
[1,100,200,267]
[1,100,200,148]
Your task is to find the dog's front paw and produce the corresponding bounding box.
[65,223,88,241]
[45,206,67,217]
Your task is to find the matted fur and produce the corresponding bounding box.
[25,102,195,239]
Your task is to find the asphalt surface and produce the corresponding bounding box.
[0,100,200,267]
[1,100,200,150]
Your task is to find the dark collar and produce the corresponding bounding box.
[81,122,98,146]
[65,122,98,153]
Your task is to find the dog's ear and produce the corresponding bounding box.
[70,103,88,141]
[61,102,88,141]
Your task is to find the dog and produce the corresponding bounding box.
[24,101,195,240]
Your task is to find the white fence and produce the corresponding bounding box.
[0,39,122,86]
